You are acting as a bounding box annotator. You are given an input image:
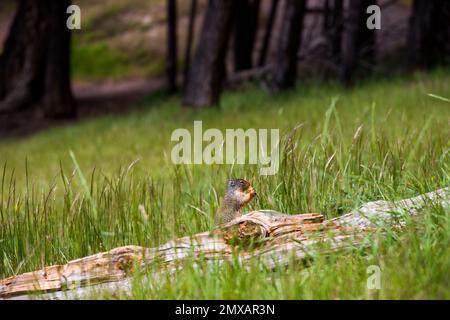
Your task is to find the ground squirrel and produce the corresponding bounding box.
[216,179,257,224]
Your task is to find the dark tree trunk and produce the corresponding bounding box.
[438,2,450,65]
[166,0,178,93]
[183,0,197,89]
[183,0,236,108]
[233,0,260,72]
[357,0,376,64]
[439,2,450,64]
[340,0,376,86]
[43,0,76,119]
[258,0,279,67]
[0,0,76,118]
[0,0,49,113]
[407,0,450,69]
[271,0,307,91]
[323,0,343,65]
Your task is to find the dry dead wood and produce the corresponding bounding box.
[0,188,448,300]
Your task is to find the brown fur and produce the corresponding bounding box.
[216,179,256,224]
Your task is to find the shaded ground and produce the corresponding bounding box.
[0,78,165,139]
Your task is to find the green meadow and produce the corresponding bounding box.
[0,69,449,299]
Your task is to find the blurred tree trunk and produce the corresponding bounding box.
[233,0,260,72]
[183,0,197,88]
[43,0,76,119]
[340,0,376,86]
[271,0,307,91]
[357,0,376,64]
[0,0,76,118]
[183,0,235,108]
[166,0,178,93]
[323,0,343,65]
[0,0,48,113]
[257,0,279,67]
[407,0,450,69]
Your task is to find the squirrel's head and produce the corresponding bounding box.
[226,178,257,207]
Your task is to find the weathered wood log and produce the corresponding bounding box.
[1,188,448,300]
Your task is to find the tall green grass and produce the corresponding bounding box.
[0,70,449,298]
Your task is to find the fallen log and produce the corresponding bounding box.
[226,66,271,85]
[1,188,448,300]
